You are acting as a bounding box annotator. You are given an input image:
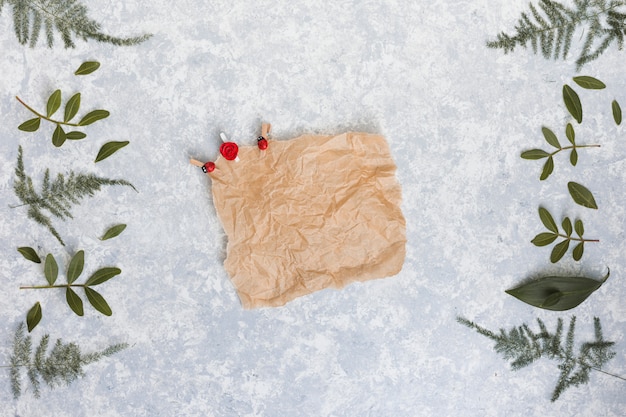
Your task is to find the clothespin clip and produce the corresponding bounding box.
[190,158,215,174]
[219,132,239,162]
[257,123,271,150]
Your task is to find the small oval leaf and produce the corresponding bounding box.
[531,232,558,247]
[521,149,550,160]
[562,217,572,236]
[18,247,41,263]
[78,110,109,126]
[67,250,85,284]
[613,100,622,125]
[52,124,66,147]
[26,302,42,332]
[66,287,84,316]
[550,239,570,263]
[95,141,129,162]
[18,117,41,132]
[541,127,561,148]
[573,242,584,261]
[565,123,575,144]
[540,156,554,180]
[65,131,86,140]
[44,254,58,286]
[74,61,101,75]
[570,148,578,166]
[84,267,122,286]
[568,181,598,209]
[100,224,127,240]
[572,76,606,90]
[574,219,584,237]
[538,207,558,233]
[46,89,62,117]
[563,84,583,123]
[85,287,112,316]
[505,271,609,311]
[64,93,81,123]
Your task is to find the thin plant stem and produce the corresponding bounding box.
[15,96,81,127]
[20,284,86,290]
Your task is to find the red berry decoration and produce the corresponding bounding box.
[220,142,239,160]
[202,161,215,173]
[257,136,268,150]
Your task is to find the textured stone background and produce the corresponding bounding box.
[0,1,625,416]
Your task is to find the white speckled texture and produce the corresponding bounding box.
[1,1,625,416]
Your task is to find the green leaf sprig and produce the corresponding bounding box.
[20,250,122,331]
[568,181,598,209]
[531,207,598,263]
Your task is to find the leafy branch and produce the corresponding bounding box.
[5,322,127,399]
[532,207,598,263]
[487,0,626,70]
[0,0,151,48]
[458,315,623,401]
[12,145,136,246]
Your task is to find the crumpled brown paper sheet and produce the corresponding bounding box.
[209,132,406,308]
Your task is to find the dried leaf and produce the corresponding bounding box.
[95,141,129,163]
[572,76,606,90]
[574,219,584,237]
[538,207,558,233]
[550,239,570,263]
[613,100,622,126]
[66,131,86,140]
[521,149,550,159]
[18,117,41,132]
[26,302,42,332]
[542,127,561,148]
[562,217,572,236]
[78,110,109,126]
[100,224,127,240]
[563,84,583,123]
[74,61,101,75]
[84,267,122,286]
[568,181,598,209]
[85,287,112,316]
[531,232,558,247]
[64,93,81,123]
[66,287,84,316]
[44,254,58,286]
[52,124,66,147]
[46,89,62,117]
[17,247,41,263]
[67,250,84,284]
[573,242,584,261]
[540,156,554,180]
[570,148,578,166]
[565,123,575,144]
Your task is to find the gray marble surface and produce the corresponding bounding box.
[0,1,625,416]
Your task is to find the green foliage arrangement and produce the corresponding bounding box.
[458,316,623,401]
[7,322,128,399]
[487,0,626,70]
[12,145,136,246]
[0,0,151,48]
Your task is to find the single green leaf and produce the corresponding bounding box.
[74,61,101,76]
[505,270,609,311]
[562,217,572,236]
[18,117,41,132]
[550,239,570,263]
[540,156,554,180]
[521,149,550,159]
[565,123,575,144]
[95,141,129,163]
[568,181,598,209]
[100,224,127,240]
[531,232,558,247]
[84,267,122,286]
[613,100,622,125]
[573,242,584,261]
[66,287,84,316]
[46,89,62,117]
[17,247,41,263]
[84,287,112,316]
[52,124,66,147]
[572,76,606,90]
[64,93,81,122]
[570,148,578,166]
[538,207,558,233]
[67,250,84,284]
[574,219,584,237]
[541,127,561,148]
[26,302,42,332]
[563,84,583,123]
[78,110,109,126]
[66,131,86,140]
[44,254,58,286]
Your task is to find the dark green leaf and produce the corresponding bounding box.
[100,224,127,240]
[67,250,84,284]
[18,117,41,132]
[52,124,66,147]
[521,149,550,159]
[17,247,41,263]
[84,267,122,286]
[26,302,42,332]
[541,127,561,148]
[85,287,112,316]
[505,270,610,311]
[44,254,58,286]
[550,239,570,263]
[540,156,554,180]
[46,89,62,117]
[95,141,129,162]
[568,181,598,209]
[613,100,622,125]
[562,217,572,236]
[64,93,81,123]
[573,242,584,261]
[66,131,86,140]
[572,76,606,90]
[565,123,575,144]
[570,148,578,166]
[532,232,558,247]
[78,110,109,126]
[66,287,84,316]
[563,84,583,123]
[538,207,558,233]
[74,61,101,75]
[574,219,584,237]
